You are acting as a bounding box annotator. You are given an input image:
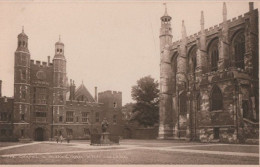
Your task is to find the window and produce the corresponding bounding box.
[35,112,46,117]
[82,112,89,123]
[21,129,24,137]
[21,114,25,121]
[95,112,99,122]
[35,88,47,104]
[113,115,117,124]
[59,116,63,122]
[22,88,26,99]
[233,32,245,69]
[0,112,7,121]
[179,92,187,115]
[84,128,90,136]
[189,46,197,73]
[66,111,74,122]
[66,128,73,136]
[1,129,6,135]
[113,102,117,108]
[76,117,79,122]
[209,39,219,71]
[242,100,250,119]
[211,86,223,111]
[213,127,220,139]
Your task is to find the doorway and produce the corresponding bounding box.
[35,128,44,141]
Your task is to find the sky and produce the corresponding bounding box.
[0,0,258,105]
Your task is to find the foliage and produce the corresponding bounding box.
[131,76,159,127]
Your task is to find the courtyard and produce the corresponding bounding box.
[0,139,258,164]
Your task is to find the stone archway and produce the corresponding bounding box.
[35,128,44,141]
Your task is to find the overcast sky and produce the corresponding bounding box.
[0,0,257,105]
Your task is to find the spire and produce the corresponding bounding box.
[22,26,24,33]
[200,11,204,30]
[181,20,187,39]
[223,2,227,22]
[161,2,171,22]
[59,35,61,42]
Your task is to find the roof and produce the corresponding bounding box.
[74,83,95,102]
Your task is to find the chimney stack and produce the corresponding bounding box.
[0,80,2,97]
[249,2,254,11]
[95,86,97,102]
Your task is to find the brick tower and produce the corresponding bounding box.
[52,37,67,133]
[13,27,31,139]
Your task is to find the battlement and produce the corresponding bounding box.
[98,90,122,96]
[30,59,53,67]
[171,9,257,48]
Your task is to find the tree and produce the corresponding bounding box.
[131,76,159,127]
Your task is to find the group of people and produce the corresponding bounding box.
[56,134,71,143]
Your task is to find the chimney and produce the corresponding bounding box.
[95,86,97,102]
[69,79,76,101]
[48,56,50,66]
[0,80,2,97]
[249,2,254,11]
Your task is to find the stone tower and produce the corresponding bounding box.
[53,37,67,125]
[13,28,31,139]
[158,4,174,139]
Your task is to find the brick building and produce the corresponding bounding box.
[0,30,123,141]
[159,2,259,143]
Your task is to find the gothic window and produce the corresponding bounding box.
[233,32,245,69]
[209,39,219,71]
[23,41,25,47]
[66,111,74,122]
[189,46,197,73]
[18,41,21,47]
[179,92,187,115]
[211,86,223,111]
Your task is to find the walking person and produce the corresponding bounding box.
[56,136,59,143]
[59,134,63,143]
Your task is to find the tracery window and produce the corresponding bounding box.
[209,39,219,71]
[189,46,197,73]
[179,92,187,115]
[233,32,245,69]
[211,86,223,111]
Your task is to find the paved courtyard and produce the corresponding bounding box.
[0,139,259,164]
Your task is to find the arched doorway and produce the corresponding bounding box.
[35,128,44,141]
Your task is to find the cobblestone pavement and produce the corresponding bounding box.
[0,139,258,164]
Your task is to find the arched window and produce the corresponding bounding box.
[211,86,223,111]
[188,46,197,73]
[209,39,219,71]
[179,92,187,115]
[233,32,245,69]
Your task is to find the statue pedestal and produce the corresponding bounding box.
[101,132,110,144]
